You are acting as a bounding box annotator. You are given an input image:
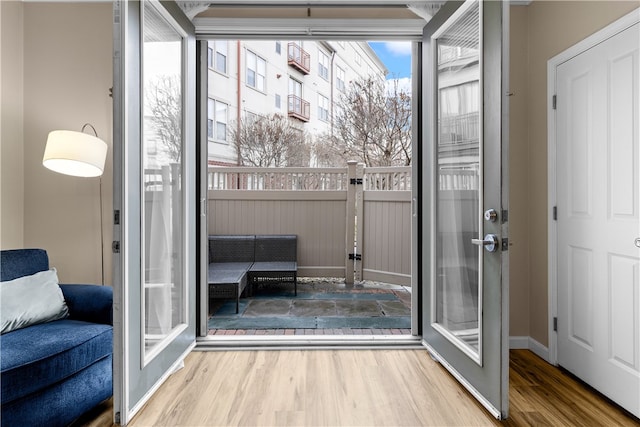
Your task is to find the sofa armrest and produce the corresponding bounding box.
[59,285,113,325]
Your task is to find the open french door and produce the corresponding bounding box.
[421,0,509,419]
[113,1,196,424]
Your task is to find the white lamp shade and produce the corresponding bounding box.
[43,130,108,177]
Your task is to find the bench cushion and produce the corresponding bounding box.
[0,319,113,404]
[208,265,247,284]
[250,261,297,273]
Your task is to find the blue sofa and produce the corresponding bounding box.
[0,249,113,427]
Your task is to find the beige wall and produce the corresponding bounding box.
[18,2,113,285]
[508,5,530,338]
[510,1,638,346]
[1,1,25,249]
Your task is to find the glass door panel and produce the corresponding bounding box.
[435,0,482,360]
[142,0,186,360]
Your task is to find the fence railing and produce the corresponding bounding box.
[205,163,479,286]
[363,166,411,191]
[207,165,412,191]
[208,167,349,191]
[438,169,479,191]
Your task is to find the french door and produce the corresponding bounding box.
[420,0,509,419]
[113,1,196,424]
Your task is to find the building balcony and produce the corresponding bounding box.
[288,43,310,74]
[288,95,310,122]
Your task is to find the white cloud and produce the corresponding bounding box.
[386,77,412,95]
[384,41,412,56]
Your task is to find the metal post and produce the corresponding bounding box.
[345,161,357,286]
[354,162,364,282]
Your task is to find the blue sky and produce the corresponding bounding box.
[369,41,412,93]
[369,41,412,78]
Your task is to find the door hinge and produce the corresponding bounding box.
[553,317,558,332]
[114,210,120,225]
[112,241,121,254]
[349,253,362,261]
[350,178,363,185]
[552,94,557,110]
[553,206,558,221]
[501,238,509,251]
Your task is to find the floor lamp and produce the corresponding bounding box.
[42,123,108,286]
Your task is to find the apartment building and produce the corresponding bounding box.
[206,40,388,166]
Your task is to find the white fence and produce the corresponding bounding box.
[208,163,412,285]
[206,164,478,286]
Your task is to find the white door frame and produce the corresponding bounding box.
[546,7,640,366]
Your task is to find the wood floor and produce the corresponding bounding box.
[78,349,639,426]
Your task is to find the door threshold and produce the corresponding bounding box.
[196,334,424,351]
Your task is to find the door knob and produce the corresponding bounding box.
[471,234,499,252]
[635,238,640,248]
[484,209,498,222]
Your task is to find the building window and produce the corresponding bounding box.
[336,66,346,92]
[208,41,227,74]
[275,41,281,55]
[275,94,281,109]
[318,94,329,122]
[289,78,302,97]
[245,111,258,125]
[215,41,227,74]
[318,50,329,80]
[207,98,228,142]
[247,50,266,92]
[355,52,362,66]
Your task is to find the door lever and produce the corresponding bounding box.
[471,234,499,252]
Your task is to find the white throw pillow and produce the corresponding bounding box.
[1,268,69,334]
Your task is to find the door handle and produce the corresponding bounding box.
[635,238,640,248]
[471,234,499,252]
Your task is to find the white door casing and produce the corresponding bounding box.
[552,15,639,418]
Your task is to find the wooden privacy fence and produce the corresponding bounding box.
[207,162,412,286]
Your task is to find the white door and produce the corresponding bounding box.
[112,1,197,424]
[556,22,640,418]
[421,0,509,419]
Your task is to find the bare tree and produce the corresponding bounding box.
[231,113,310,167]
[146,75,182,162]
[317,76,412,167]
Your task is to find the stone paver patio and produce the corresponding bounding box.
[208,278,412,336]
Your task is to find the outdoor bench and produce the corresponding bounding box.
[208,235,297,313]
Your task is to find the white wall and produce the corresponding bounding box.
[20,2,113,285]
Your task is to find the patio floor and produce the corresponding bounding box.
[208,278,412,336]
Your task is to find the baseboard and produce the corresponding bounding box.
[509,336,529,349]
[508,336,550,362]
[528,337,549,362]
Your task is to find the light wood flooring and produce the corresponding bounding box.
[77,349,639,426]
